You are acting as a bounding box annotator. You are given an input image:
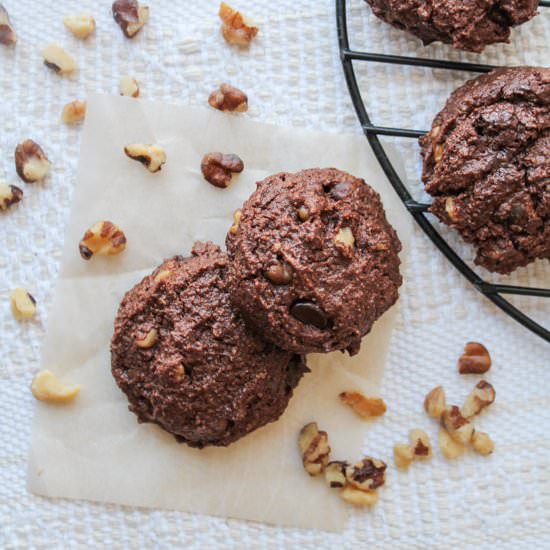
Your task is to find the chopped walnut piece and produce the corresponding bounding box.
[15,140,51,183]
[154,269,172,282]
[334,227,355,250]
[434,144,444,162]
[64,15,96,39]
[112,0,149,38]
[297,206,310,222]
[471,431,495,456]
[31,370,80,403]
[229,209,242,235]
[0,182,23,211]
[458,342,492,374]
[0,4,16,45]
[339,391,386,419]
[298,422,331,476]
[445,198,459,222]
[409,429,432,459]
[461,380,496,419]
[424,385,446,419]
[124,144,166,173]
[10,288,37,320]
[201,152,244,188]
[393,443,414,469]
[324,461,348,488]
[42,43,78,74]
[62,100,86,125]
[438,427,465,459]
[208,83,248,112]
[340,486,379,507]
[79,221,127,260]
[136,328,158,349]
[345,457,386,491]
[441,405,474,445]
[219,2,258,46]
[120,75,140,97]
[264,262,293,285]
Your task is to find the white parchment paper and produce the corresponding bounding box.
[27,94,411,531]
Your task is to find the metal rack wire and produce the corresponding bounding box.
[336,0,550,342]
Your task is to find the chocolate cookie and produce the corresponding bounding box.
[226,168,402,356]
[365,0,538,53]
[420,67,550,274]
[111,242,307,448]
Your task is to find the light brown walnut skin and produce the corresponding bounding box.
[424,385,446,418]
[112,0,149,38]
[79,221,127,260]
[219,2,258,46]
[339,391,387,419]
[0,4,16,45]
[15,140,50,183]
[0,183,23,210]
[208,83,248,112]
[458,342,492,374]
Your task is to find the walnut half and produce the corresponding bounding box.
[201,152,244,188]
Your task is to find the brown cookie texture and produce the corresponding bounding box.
[420,67,550,274]
[365,0,538,53]
[111,242,307,448]
[226,168,403,356]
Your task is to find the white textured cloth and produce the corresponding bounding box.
[1,0,549,548]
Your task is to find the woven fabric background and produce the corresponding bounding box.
[1,0,549,548]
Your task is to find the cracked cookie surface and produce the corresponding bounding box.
[226,168,402,356]
[365,0,538,52]
[420,67,550,274]
[111,242,307,448]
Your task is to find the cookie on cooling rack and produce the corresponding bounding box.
[365,0,539,53]
[226,168,402,356]
[420,66,550,274]
[111,242,307,448]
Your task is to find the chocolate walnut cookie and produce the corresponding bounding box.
[226,168,402,356]
[420,67,550,274]
[365,0,538,53]
[111,242,307,448]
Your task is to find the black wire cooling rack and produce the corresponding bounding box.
[336,0,550,342]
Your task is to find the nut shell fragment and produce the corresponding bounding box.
[124,144,166,173]
[10,288,37,320]
[64,15,96,39]
[112,0,149,38]
[79,221,127,260]
[0,182,23,211]
[219,2,258,46]
[208,83,248,112]
[42,43,78,74]
[31,370,80,403]
[15,140,51,183]
[339,391,386,419]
